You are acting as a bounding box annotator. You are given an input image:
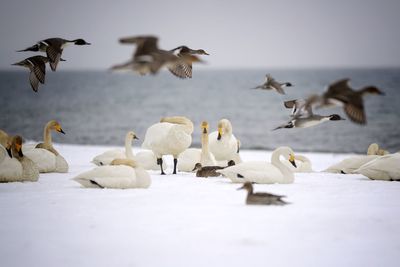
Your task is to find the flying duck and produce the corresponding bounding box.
[17,38,91,71]
[252,74,293,95]
[111,36,202,78]
[168,46,209,78]
[273,99,346,130]
[305,78,384,124]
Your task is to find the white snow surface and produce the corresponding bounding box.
[0,144,399,267]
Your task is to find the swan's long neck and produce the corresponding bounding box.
[43,123,53,147]
[125,135,134,159]
[201,130,210,156]
[271,149,294,182]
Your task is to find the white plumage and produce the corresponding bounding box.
[354,153,400,181]
[217,146,296,184]
[283,154,313,172]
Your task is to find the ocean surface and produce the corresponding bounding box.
[0,68,399,153]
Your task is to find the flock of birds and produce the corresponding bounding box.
[3,35,399,205]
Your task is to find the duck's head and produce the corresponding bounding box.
[11,60,28,67]
[11,135,23,158]
[217,119,232,140]
[237,182,253,192]
[192,163,202,171]
[329,114,346,121]
[73,39,91,45]
[362,86,384,96]
[48,120,65,134]
[127,131,139,140]
[201,121,209,134]
[196,49,209,55]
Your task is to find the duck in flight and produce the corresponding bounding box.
[12,56,65,92]
[304,78,384,124]
[252,74,293,95]
[169,46,209,78]
[273,99,345,130]
[111,36,203,78]
[17,38,91,71]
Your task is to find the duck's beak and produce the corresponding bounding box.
[237,185,245,190]
[6,146,12,158]
[289,154,297,168]
[217,127,222,140]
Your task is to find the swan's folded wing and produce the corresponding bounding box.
[238,169,282,184]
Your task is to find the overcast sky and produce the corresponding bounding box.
[1,0,399,70]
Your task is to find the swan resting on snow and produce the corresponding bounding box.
[73,158,151,189]
[91,131,165,170]
[217,146,297,184]
[23,120,68,173]
[354,153,400,181]
[282,154,313,172]
[0,135,39,182]
[142,116,193,175]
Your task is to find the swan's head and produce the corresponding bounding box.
[192,163,202,171]
[0,130,12,158]
[47,120,65,134]
[201,121,209,134]
[277,146,297,168]
[367,143,379,155]
[237,182,254,193]
[11,135,24,158]
[127,131,139,140]
[329,114,345,121]
[217,119,232,140]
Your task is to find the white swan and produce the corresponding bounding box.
[23,120,68,173]
[73,158,151,189]
[217,146,297,184]
[367,143,389,156]
[282,154,313,172]
[0,136,39,182]
[354,153,400,181]
[142,116,193,174]
[91,131,164,171]
[0,129,12,158]
[178,121,216,172]
[209,119,242,164]
[324,155,379,174]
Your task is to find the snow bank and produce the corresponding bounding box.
[0,144,399,267]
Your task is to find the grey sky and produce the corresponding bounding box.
[1,0,399,70]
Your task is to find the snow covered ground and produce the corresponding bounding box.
[0,144,399,267]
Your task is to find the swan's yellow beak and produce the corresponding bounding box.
[289,154,297,168]
[217,127,223,140]
[55,124,65,134]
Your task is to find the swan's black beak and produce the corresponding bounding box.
[59,128,66,134]
[217,127,222,140]
[289,154,297,168]
[6,147,12,158]
[134,135,139,140]
[203,128,207,134]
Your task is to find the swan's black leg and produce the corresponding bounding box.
[173,158,178,174]
[157,158,166,175]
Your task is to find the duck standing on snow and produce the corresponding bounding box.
[17,37,91,71]
[237,182,289,205]
[73,158,151,189]
[178,121,216,172]
[0,135,39,182]
[354,153,400,181]
[217,146,297,184]
[209,119,242,165]
[91,131,165,171]
[252,74,293,95]
[142,116,193,175]
[23,120,68,173]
